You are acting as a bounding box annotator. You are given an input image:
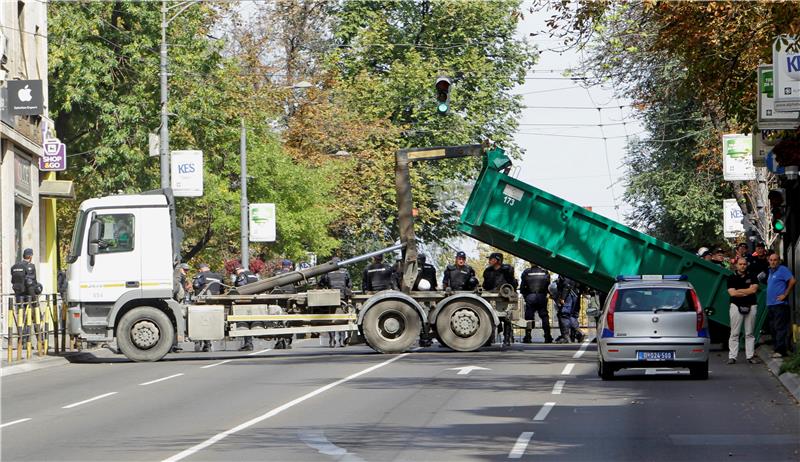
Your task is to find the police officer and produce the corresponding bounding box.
[319,257,352,347]
[482,252,518,349]
[362,254,396,292]
[273,259,296,349]
[553,276,584,343]
[170,263,191,353]
[192,263,223,352]
[520,263,553,344]
[442,251,478,291]
[413,254,438,290]
[11,248,41,344]
[234,264,260,351]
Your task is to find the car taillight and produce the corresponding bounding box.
[689,289,705,335]
[604,290,619,337]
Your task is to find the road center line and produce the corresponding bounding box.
[247,348,272,356]
[508,431,534,459]
[162,353,411,462]
[551,380,565,395]
[533,402,556,421]
[201,360,232,369]
[572,339,592,358]
[561,363,575,375]
[140,373,184,386]
[62,392,118,409]
[0,418,32,428]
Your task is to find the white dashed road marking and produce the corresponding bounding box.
[551,380,565,395]
[163,353,411,462]
[533,402,556,421]
[140,373,184,386]
[561,363,575,375]
[572,338,592,358]
[62,392,118,409]
[0,418,32,428]
[201,360,232,369]
[508,431,534,458]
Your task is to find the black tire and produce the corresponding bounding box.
[690,361,709,380]
[435,300,494,352]
[599,356,614,380]
[362,300,421,354]
[116,306,175,362]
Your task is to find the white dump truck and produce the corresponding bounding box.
[65,145,522,361]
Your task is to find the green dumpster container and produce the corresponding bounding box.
[459,149,762,335]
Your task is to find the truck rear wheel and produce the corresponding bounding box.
[362,301,421,354]
[117,306,174,362]
[435,300,493,352]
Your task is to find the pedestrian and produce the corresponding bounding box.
[192,263,223,352]
[413,254,438,291]
[234,264,260,351]
[748,242,769,280]
[553,276,584,344]
[170,263,190,353]
[726,257,760,364]
[731,243,748,267]
[711,248,728,268]
[700,249,714,262]
[482,252,518,349]
[519,263,553,344]
[10,248,42,345]
[319,257,352,347]
[766,253,796,358]
[442,251,478,291]
[362,254,396,292]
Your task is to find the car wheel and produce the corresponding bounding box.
[690,361,709,380]
[599,356,614,380]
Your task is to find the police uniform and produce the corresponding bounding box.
[192,268,223,351]
[319,264,352,347]
[362,259,395,292]
[11,249,40,342]
[482,253,518,348]
[274,264,298,294]
[235,269,260,351]
[520,265,552,343]
[413,255,438,291]
[554,277,584,343]
[443,264,477,290]
[273,262,296,349]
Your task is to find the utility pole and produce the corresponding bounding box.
[240,119,249,270]
[159,0,170,190]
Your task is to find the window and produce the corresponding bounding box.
[615,288,693,312]
[96,214,135,254]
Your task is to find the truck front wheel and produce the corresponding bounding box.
[362,301,421,354]
[435,300,493,352]
[117,306,175,362]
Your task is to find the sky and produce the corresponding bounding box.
[512,3,642,225]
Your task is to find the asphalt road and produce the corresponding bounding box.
[1,335,798,462]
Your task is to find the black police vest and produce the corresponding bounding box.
[366,264,393,291]
[235,271,258,287]
[523,268,549,294]
[326,269,349,290]
[11,261,28,294]
[483,264,515,291]
[445,264,473,290]
[194,272,223,295]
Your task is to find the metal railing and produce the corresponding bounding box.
[2,294,79,363]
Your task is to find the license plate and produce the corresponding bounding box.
[637,351,674,361]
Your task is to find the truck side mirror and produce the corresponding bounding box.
[87,218,101,265]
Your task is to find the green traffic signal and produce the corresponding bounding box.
[437,102,449,114]
[435,76,452,115]
[774,219,785,232]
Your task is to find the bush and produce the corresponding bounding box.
[779,350,800,375]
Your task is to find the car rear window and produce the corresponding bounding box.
[613,288,694,312]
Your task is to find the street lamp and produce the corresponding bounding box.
[160,0,200,190]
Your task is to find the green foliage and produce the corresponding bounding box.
[779,350,800,375]
[49,3,339,268]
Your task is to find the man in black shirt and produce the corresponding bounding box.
[442,251,477,291]
[726,257,759,364]
[482,252,517,349]
[362,254,396,292]
[520,263,553,343]
[413,254,438,290]
[192,264,223,352]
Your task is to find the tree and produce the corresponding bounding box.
[535,1,800,248]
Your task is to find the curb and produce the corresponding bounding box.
[1,348,109,378]
[756,346,800,403]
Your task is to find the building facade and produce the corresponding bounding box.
[1,1,70,309]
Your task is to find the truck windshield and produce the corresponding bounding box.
[66,210,87,264]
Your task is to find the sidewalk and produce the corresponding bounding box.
[756,345,800,403]
[0,349,103,377]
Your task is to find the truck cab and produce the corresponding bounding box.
[66,192,185,359]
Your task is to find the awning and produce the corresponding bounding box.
[39,180,75,199]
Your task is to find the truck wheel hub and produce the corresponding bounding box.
[379,314,403,338]
[451,309,479,337]
[130,320,160,349]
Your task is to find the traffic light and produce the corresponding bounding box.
[435,76,452,114]
[769,188,786,233]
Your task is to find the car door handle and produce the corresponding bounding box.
[126,281,140,288]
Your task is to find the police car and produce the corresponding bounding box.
[589,275,709,380]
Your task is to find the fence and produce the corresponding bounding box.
[2,294,79,363]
